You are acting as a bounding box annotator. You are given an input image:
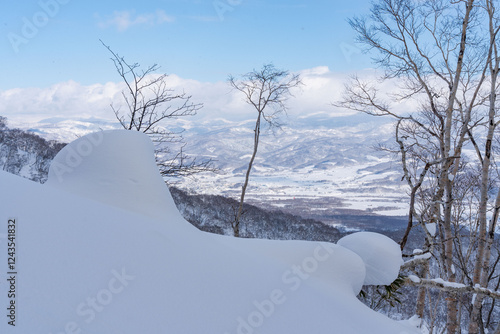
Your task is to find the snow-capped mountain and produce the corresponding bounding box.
[11,111,409,219]
[178,112,409,218]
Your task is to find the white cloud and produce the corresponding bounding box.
[0,67,417,133]
[97,10,175,32]
[0,80,125,124]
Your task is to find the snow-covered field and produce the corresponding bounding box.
[177,114,409,217]
[0,130,419,333]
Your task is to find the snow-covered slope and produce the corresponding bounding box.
[0,130,418,333]
[179,115,408,216]
[14,113,409,217]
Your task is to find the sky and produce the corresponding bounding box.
[0,0,373,89]
[0,0,385,128]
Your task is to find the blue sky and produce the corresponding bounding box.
[0,0,373,90]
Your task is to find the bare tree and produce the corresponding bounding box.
[228,64,301,237]
[102,41,215,178]
[336,0,500,332]
[468,1,500,332]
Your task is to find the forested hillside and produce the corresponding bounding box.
[170,187,341,242]
[0,116,65,183]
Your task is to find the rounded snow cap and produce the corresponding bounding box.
[45,130,183,222]
[337,232,403,285]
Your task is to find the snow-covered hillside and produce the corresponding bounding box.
[179,113,408,217]
[0,130,419,333]
[13,111,410,218]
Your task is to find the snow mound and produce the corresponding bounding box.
[216,237,367,296]
[45,130,183,222]
[337,232,403,285]
[0,130,418,334]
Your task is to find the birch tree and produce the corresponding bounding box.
[336,0,500,332]
[468,1,500,332]
[228,64,301,237]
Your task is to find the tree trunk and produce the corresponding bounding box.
[416,260,429,320]
[444,177,459,333]
[444,3,474,331]
[469,9,498,331]
[233,112,262,237]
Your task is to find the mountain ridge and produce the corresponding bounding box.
[6,111,410,219]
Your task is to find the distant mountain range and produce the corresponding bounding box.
[178,112,410,219]
[9,111,410,224]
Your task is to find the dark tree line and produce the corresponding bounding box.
[169,186,342,243]
[0,116,65,183]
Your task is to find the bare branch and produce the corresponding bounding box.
[102,41,214,178]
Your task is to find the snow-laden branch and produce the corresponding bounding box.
[404,275,500,300]
[401,252,432,269]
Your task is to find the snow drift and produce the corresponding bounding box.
[0,130,418,333]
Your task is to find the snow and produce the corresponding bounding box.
[408,275,421,283]
[400,316,427,334]
[337,232,404,285]
[410,249,431,261]
[45,130,184,222]
[0,130,419,333]
[425,223,436,237]
[414,253,432,261]
[432,278,466,289]
[404,251,431,267]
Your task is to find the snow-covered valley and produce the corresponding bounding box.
[12,111,410,224]
[0,130,419,333]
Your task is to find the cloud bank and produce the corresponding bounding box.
[0,67,414,130]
